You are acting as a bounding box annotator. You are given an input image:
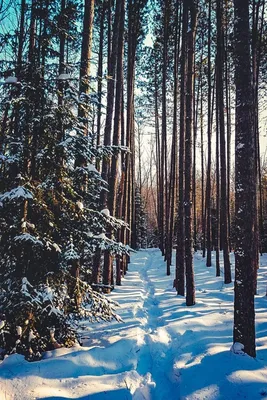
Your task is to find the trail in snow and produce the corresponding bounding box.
[1,249,267,400]
[133,251,180,400]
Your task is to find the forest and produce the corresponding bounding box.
[0,0,267,398]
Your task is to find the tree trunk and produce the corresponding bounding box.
[206,0,212,267]
[162,0,170,272]
[109,0,125,286]
[216,0,231,284]
[167,0,181,274]
[96,2,106,171]
[184,0,197,307]
[101,0,122,292]
[233,0,256,358]
[176,1,188,297]
[215,67,220,277]
[79,0,95,121]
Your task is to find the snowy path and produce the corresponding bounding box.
[131,251,181,399]
[1,249,267,400]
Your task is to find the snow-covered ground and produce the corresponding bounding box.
[1,249,267,400]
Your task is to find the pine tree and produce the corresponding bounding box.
[0,0,130,360]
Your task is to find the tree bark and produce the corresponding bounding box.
[206,0,212,267]
[184,0,197,306]
[176,1,188,297]
[216,0,231,284]
[79,0,95,120]
[233,0,256,358]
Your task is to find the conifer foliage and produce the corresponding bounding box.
[0,0,128,360]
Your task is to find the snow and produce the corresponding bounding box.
[88,163,98,173]
[0,187,34,203]
[76,200,84,211]
[94,232,106,239]
[52,242,61,253]
[28,330,37,342]
[1,249,267,400]
[58,73,71,80]
[21,221,27,229]
[4,76,18,84]
[236,143,245,150]
[101,208,110,217]
[231,342,245,355]
[14,233,43,247]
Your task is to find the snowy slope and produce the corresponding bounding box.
[1,249,267,400]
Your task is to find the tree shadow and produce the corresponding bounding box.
[175,327,267,400]
[40,388,132,400]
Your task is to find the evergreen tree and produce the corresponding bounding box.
[0,0,130,360]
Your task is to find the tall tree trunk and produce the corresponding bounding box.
[96,1,106,171]
[118,79,126,277]
[101,0,122,292]
[154,57,161,247]
[215,67,221,277]
[216,0,231,283]
[127,0,143,251]
[91,1,106,284]
[23,0,36,178]
[206,0,212,267]
[255,0,265,256]
[167,0,181,274]
[79,0,95,121]
[109,0,125,286]
[109,0,124,215]
[17,0,26,78]
[184,0,197,306]
[55,0,66,181]
[9,0,26,168]
[225,0,232,251]
[200,70,204,256]
[176,1,188,297]
[233,0,256,358]
[162,0,170,271]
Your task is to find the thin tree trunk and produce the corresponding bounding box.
[215,65,220,277]
[79,0,95,121]
[17,0,26,78]
[162,0,170,272]
[216,0,231,283]
[96,2,106,171]
[225,0,232,251]
[184,0,197,307]
[176,1,188,297]
[102,0,122,292]
[167,0,181,273]
[109,0,125,286]
[154,58,162,252]
[205,0,212,267]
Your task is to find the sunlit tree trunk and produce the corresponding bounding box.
[162,0,170,271]
[216,0,231,284]
[109,0,125,286]
[102,0,122,292]
[167,0,181,273]
[206,0,212,267]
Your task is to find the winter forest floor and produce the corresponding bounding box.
[1,249,267,400]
